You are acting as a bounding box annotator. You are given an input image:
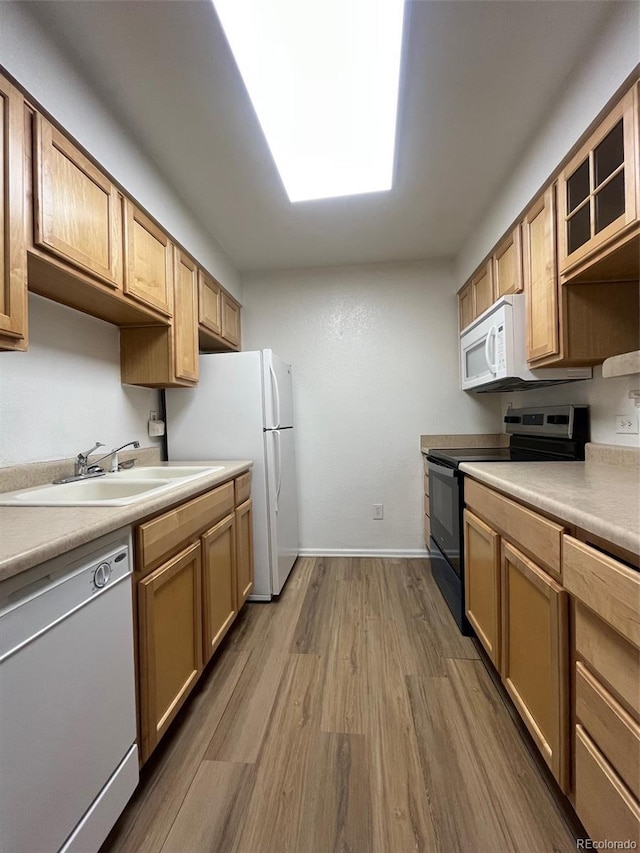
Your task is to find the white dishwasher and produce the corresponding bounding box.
[0,528,139,853]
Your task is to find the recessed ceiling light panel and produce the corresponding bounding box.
[212,0,405,202]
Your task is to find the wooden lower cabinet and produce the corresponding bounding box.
[566,537,640,844]
[501,540,568,789]
[236,498,254,607]
[135,474,253,764]
[137,541,203,762]
[575,725,640,846]
[202,513,237,664]
[463,510,500,667]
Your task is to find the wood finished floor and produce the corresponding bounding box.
[102,557,577,853]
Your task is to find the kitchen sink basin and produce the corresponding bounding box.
[5,478,171,506]
[0,465,228,507]
[114,465,224,480]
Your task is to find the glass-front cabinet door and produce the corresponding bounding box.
[557,83,638,278]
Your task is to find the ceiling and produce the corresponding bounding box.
[26,0,616,273]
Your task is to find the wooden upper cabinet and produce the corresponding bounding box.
[523,185,559,363]
[0,75,27,352]
[221,291,241,348]
[557,84,639,279]
[33,114,123,290]
[471,260,494,319]
[459,258,496,332]
[458,282,474,331]
[198,270,242,353]
[124,201,172,317]
[173,249,198,383]
[494,226,523,298]
[198,269,221,336]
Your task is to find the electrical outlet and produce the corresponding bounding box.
[149,410,158,421]
[373,503,384,520]
[615,414,639,434]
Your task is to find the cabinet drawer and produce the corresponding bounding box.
[465,479,563,577]
[137,482,234,571]
[576,662,640,798]
[564,536,640,648]
[234,471,252,507]
[574,725,640,846]
[575,601,640,718]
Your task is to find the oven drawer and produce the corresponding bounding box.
[576,662,640,798]
[465,479,563,578]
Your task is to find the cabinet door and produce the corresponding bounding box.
[137,541,202,762]
[523,185,559,362]
[221,291,241,348]
[463,510,500,667]
[236,498,254,607]
[198,270,221,335]
[493,226,523,298]
[202,513,237,664]
[0,75,27,351]
[173,249,199,383]
[558,85,638,276]
[33,114,123,289]
[501,540,568,789]
[458,282,473,331]
[470,260,494,319]
[124,200,172,317]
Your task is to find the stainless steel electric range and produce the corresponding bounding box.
[426,405,589,634]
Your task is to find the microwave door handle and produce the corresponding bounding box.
[484,326,498,374]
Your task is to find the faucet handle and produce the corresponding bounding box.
[75,442,105,476]
[78,441,105,461]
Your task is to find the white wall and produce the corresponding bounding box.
[456,1,640,284]
[242,263,502,555]
[0,295,161,466]
[503,369,640,449]
[0,1,241,300]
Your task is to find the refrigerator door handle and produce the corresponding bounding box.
[269,362,281,429]
[274,431,282,513]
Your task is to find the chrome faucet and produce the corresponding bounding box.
[92,441,141,473]
[74,442,105,476]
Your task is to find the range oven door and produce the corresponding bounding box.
[427,458,462,577]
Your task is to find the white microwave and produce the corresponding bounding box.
[460,295,592,392]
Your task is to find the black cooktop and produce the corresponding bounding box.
[427,405,589,468]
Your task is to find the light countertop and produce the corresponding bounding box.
[460,460,640,558]
[0,460,253,582]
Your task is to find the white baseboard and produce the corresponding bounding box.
[298,548,430,559]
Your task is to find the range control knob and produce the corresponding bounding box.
[93,562,112,588]
[547,415,570,425]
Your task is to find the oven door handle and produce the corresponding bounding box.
[428,463,457,478]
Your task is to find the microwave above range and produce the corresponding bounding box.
[459,295,592,392]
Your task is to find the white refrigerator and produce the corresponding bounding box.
[165,350,300,599]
